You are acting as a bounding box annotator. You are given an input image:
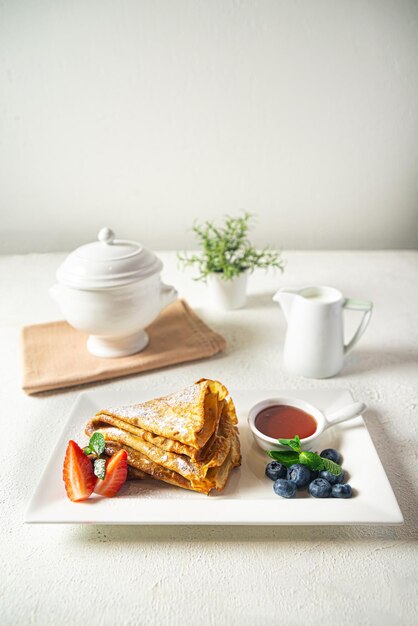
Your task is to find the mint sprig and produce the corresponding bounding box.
[266,450,300,466]
[84,433,107,480]
[299,451,325,471]
[321,457,342,476]
[267,435,342,476]
[277,435,301,453]
[83,432,106,457]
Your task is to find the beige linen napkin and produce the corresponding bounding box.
[21,300,226,395]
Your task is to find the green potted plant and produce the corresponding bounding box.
[178,212,285,309]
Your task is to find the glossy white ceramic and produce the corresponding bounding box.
[50,228,178,357]
[25,388,403,525]
[273,286,373,378]
[247,396,367,451]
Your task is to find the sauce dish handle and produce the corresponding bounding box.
[323,402,367,430]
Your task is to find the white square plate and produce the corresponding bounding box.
[26,388,403,525]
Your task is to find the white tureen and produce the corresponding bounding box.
[50,227,178,358]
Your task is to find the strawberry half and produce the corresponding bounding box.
[94,450,128,497]
[63,440,96,502]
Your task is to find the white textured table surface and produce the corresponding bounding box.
[1,251,417,626]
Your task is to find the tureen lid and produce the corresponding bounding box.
[56,227,163,289]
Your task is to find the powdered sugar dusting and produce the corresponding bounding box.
[174,456,194,475]
[163,384,201,407]
[105,404,158,422]
[102,383,203,442]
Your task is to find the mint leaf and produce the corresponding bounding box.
[321,457,342,476]
[94,458,106,480]
[88,433,106,456]
[278,436,301,453]
[83,433,106,457]
[266,450,300,467]
[299,451,325,471]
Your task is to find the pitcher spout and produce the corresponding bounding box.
[273,288,296,321]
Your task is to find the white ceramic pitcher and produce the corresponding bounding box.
[273,286,373,378]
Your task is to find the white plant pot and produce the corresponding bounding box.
[207,272,248,310]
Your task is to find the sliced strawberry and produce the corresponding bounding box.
[94,450,128,497]
[63,440,96,502]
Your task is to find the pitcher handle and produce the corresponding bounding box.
[343,299,373,355]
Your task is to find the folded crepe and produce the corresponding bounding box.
[104,432,241,494]
[85,379,241,495]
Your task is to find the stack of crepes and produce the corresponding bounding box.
[84,379,241,495]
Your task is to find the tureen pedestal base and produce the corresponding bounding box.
[87,330,149,358]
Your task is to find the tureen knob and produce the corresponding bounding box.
[98,227,115,245]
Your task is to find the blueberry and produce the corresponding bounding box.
[310,470,320,482]
[320,448,341,464]
[332,484,352,498]
[265,461,287,481]
[287,464,311,488]
[319,469,345,485]
[273,479,297,498]
[309,478,332,498]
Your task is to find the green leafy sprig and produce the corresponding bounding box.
[83,432,105,457]
[83,432,107,480]
[267,435,342,476]
[177,212,285,282]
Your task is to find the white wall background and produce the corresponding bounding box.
[1,0,417,253]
